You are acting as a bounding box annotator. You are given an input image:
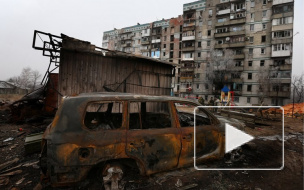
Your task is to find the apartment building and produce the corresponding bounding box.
[179,0,293,106]
[102,0,294,106]
[102,16,183,95]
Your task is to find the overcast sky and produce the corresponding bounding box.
[0,0,303,81]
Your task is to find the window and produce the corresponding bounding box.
[84,101,123,130]
[164,28,167,33]
[163,44,166,48]
[247,85,252,92]
[260,60,265,66]
[249,36,254,43]
[247,97,251,103]
[263,0,267,5]
[198,52,201,57]
[262,10,267,17]
[170,52,173,58]
[197,84,200,89]
[208,20,212,26]
[170,35,174,41]
[170,43,174,50]
[248,61,253,66]
[248,73,252,79]
[207,41,211,46]
[250,24,254,31]
[164,36,167,41]
[263,23,267,30]
[261,48,265,54]
[129,102,171,130]
[175,103,210,127]
[249,48,253,55]
[208,30,211,36]
[205,84,209,90]
[198,42,201,47]
[163,52,166,56]
[251,1,255,8]
[234,97,239,103]
[261,35,266,42]
[251,13,254,19]
[235,61,242,67]
[209,9,213,16]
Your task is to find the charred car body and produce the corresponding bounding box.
[41,93,226,187]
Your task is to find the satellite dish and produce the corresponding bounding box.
[226,37,230,41]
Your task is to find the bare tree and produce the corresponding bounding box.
[7,67,41,91]
[292,73,304,103]
[257,67,271,105]
[208,48,236,94]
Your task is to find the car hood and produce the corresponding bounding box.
[216,115,246,132]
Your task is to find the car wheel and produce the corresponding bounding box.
[102,162,125,190]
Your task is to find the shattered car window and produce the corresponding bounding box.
[129,102,171,130]
[84,101,123,130]
[174,102,211,127]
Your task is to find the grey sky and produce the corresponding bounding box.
[0,0,303,81]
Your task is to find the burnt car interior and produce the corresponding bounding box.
[174,103,212,127]
[129,101,171,130]
[84,101,123,130]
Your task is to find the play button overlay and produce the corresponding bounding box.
[193,106,284,170]
[225,123,254,153]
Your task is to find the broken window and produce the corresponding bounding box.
[174,103,211,127]
[261,35,266,43]
[129,102,172,130]
[260,60,265,66]
[248,73,252,80]
[248,61,252,66]
[84,101,124,130]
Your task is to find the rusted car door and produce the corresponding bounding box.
[126,101,181,175]
[173,102,222,167]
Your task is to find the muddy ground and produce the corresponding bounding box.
[0,110,303,190]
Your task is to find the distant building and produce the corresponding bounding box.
[102,0,294,106]
[0,81,28,94]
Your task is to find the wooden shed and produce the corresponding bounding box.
[58,35,177,97]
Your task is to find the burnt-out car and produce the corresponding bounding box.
[41,93,226,188]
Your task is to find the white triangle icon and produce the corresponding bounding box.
[225,123,254,153]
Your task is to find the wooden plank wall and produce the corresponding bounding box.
[58,49,173,97]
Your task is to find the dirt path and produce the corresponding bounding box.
[0,117,303,190]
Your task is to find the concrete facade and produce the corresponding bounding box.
[102,0,294,106]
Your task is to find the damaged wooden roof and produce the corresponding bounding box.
[61,34,179,67]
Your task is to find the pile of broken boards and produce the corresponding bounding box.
[0,158,39,187]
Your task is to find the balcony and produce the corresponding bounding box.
[182,36,195,41]
[181,67,195,72]
[216,18,246,27]
[180,77,193,83]
[273,0,293,5]
[183,26,195,31]
[215,41,245,48]
[272,23,293,31]
[230,78,244,83]
[151,39,161,43]
[272,50,291,57]
[233,54,245,59]
[232,90,242,96]
[270,78,291,84]
[279,64,292,71]
[141,41,150,45]
[268,91,290,98]
[272,38,292,45]
[214,30,245,38]
[217,9,231,16]
[182,57,194,61]
[182,46,195,51]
